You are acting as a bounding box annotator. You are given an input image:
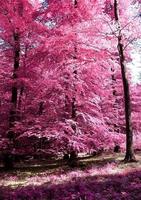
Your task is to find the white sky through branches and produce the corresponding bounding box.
[128,40,141,84]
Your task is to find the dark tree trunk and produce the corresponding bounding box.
[17,46,28,117]
[71,2,78,128]
[38,101,44,115]
[68,150,78,167]
[114,0,136,162]
[72,97,77,119]
[63,153,70,161]
[4,30,20,169]
[71,45,77,123]
[9,30,20,133]
[65,0,79,168]
[111,66,119,133]
[74,0,78,8]
[114,145,121,153]
[18,86,24,110]
[17,86,24,121]
[3,153,14,170]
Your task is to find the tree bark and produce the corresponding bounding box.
[18,87,24,110]
[65,0,79,167]
[71,1,78,128]
[74,0,78,8]
[38,101,44,115]
[5,29,20,169]
[111,66,119,133]
[8,29,20,139]
[114,0,136,162]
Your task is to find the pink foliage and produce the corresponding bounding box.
[0,0,140,158]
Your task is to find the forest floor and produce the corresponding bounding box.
[0,152,141,199]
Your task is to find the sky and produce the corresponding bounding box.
[128,40,141,84]
[29,0,44,7]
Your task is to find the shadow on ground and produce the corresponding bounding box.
[0,167,141,199]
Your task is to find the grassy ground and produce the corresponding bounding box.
[0,152,141,188]
[0,152,141,199]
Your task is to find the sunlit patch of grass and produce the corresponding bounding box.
[2,180,27,188]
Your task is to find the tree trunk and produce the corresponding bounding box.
[4,29,20,169]
[68,150,78,167]
[18,87,24,110]
[71,1,78,129]
[65,0,79,167]
[114,0,136,162]
[71,45,77,123]
[111,66,119,133]
[8,29,20,137]
[38,101,44,115]
[74,0,78,8]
